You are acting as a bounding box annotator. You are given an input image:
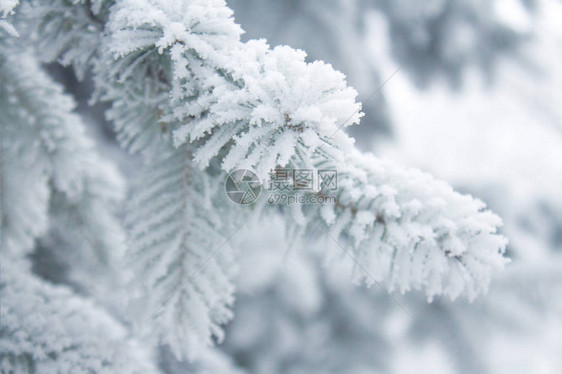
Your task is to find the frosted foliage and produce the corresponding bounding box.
[0,134,49,257]
[126,143,238,360]
[29,0,111,79]
[97,0,241,153]
[91,0,244,358]
[0,264,158,374]
[107,0,242,57]
[18,0,510,363]
[226,0,394,143]
[0,0,18,14]
[0,50,125,281]
[176,43,361,178]
[98,0,359,356]
[0,0,17,36]
[303,150,508,300]
[105,0,360,177]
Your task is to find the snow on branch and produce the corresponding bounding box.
[0,0,18,36]
[0,262,158,373]
[104,0,507,301]
[126,143,239,361]
[23,0,509,358]
[303,150,508,301]
[105,0,361,177]
[0,49,127,311]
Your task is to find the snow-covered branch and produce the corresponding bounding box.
[20,0,509,359]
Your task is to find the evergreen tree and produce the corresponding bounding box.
[2,0,538,372]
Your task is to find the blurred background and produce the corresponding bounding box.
[48,0,562,373]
